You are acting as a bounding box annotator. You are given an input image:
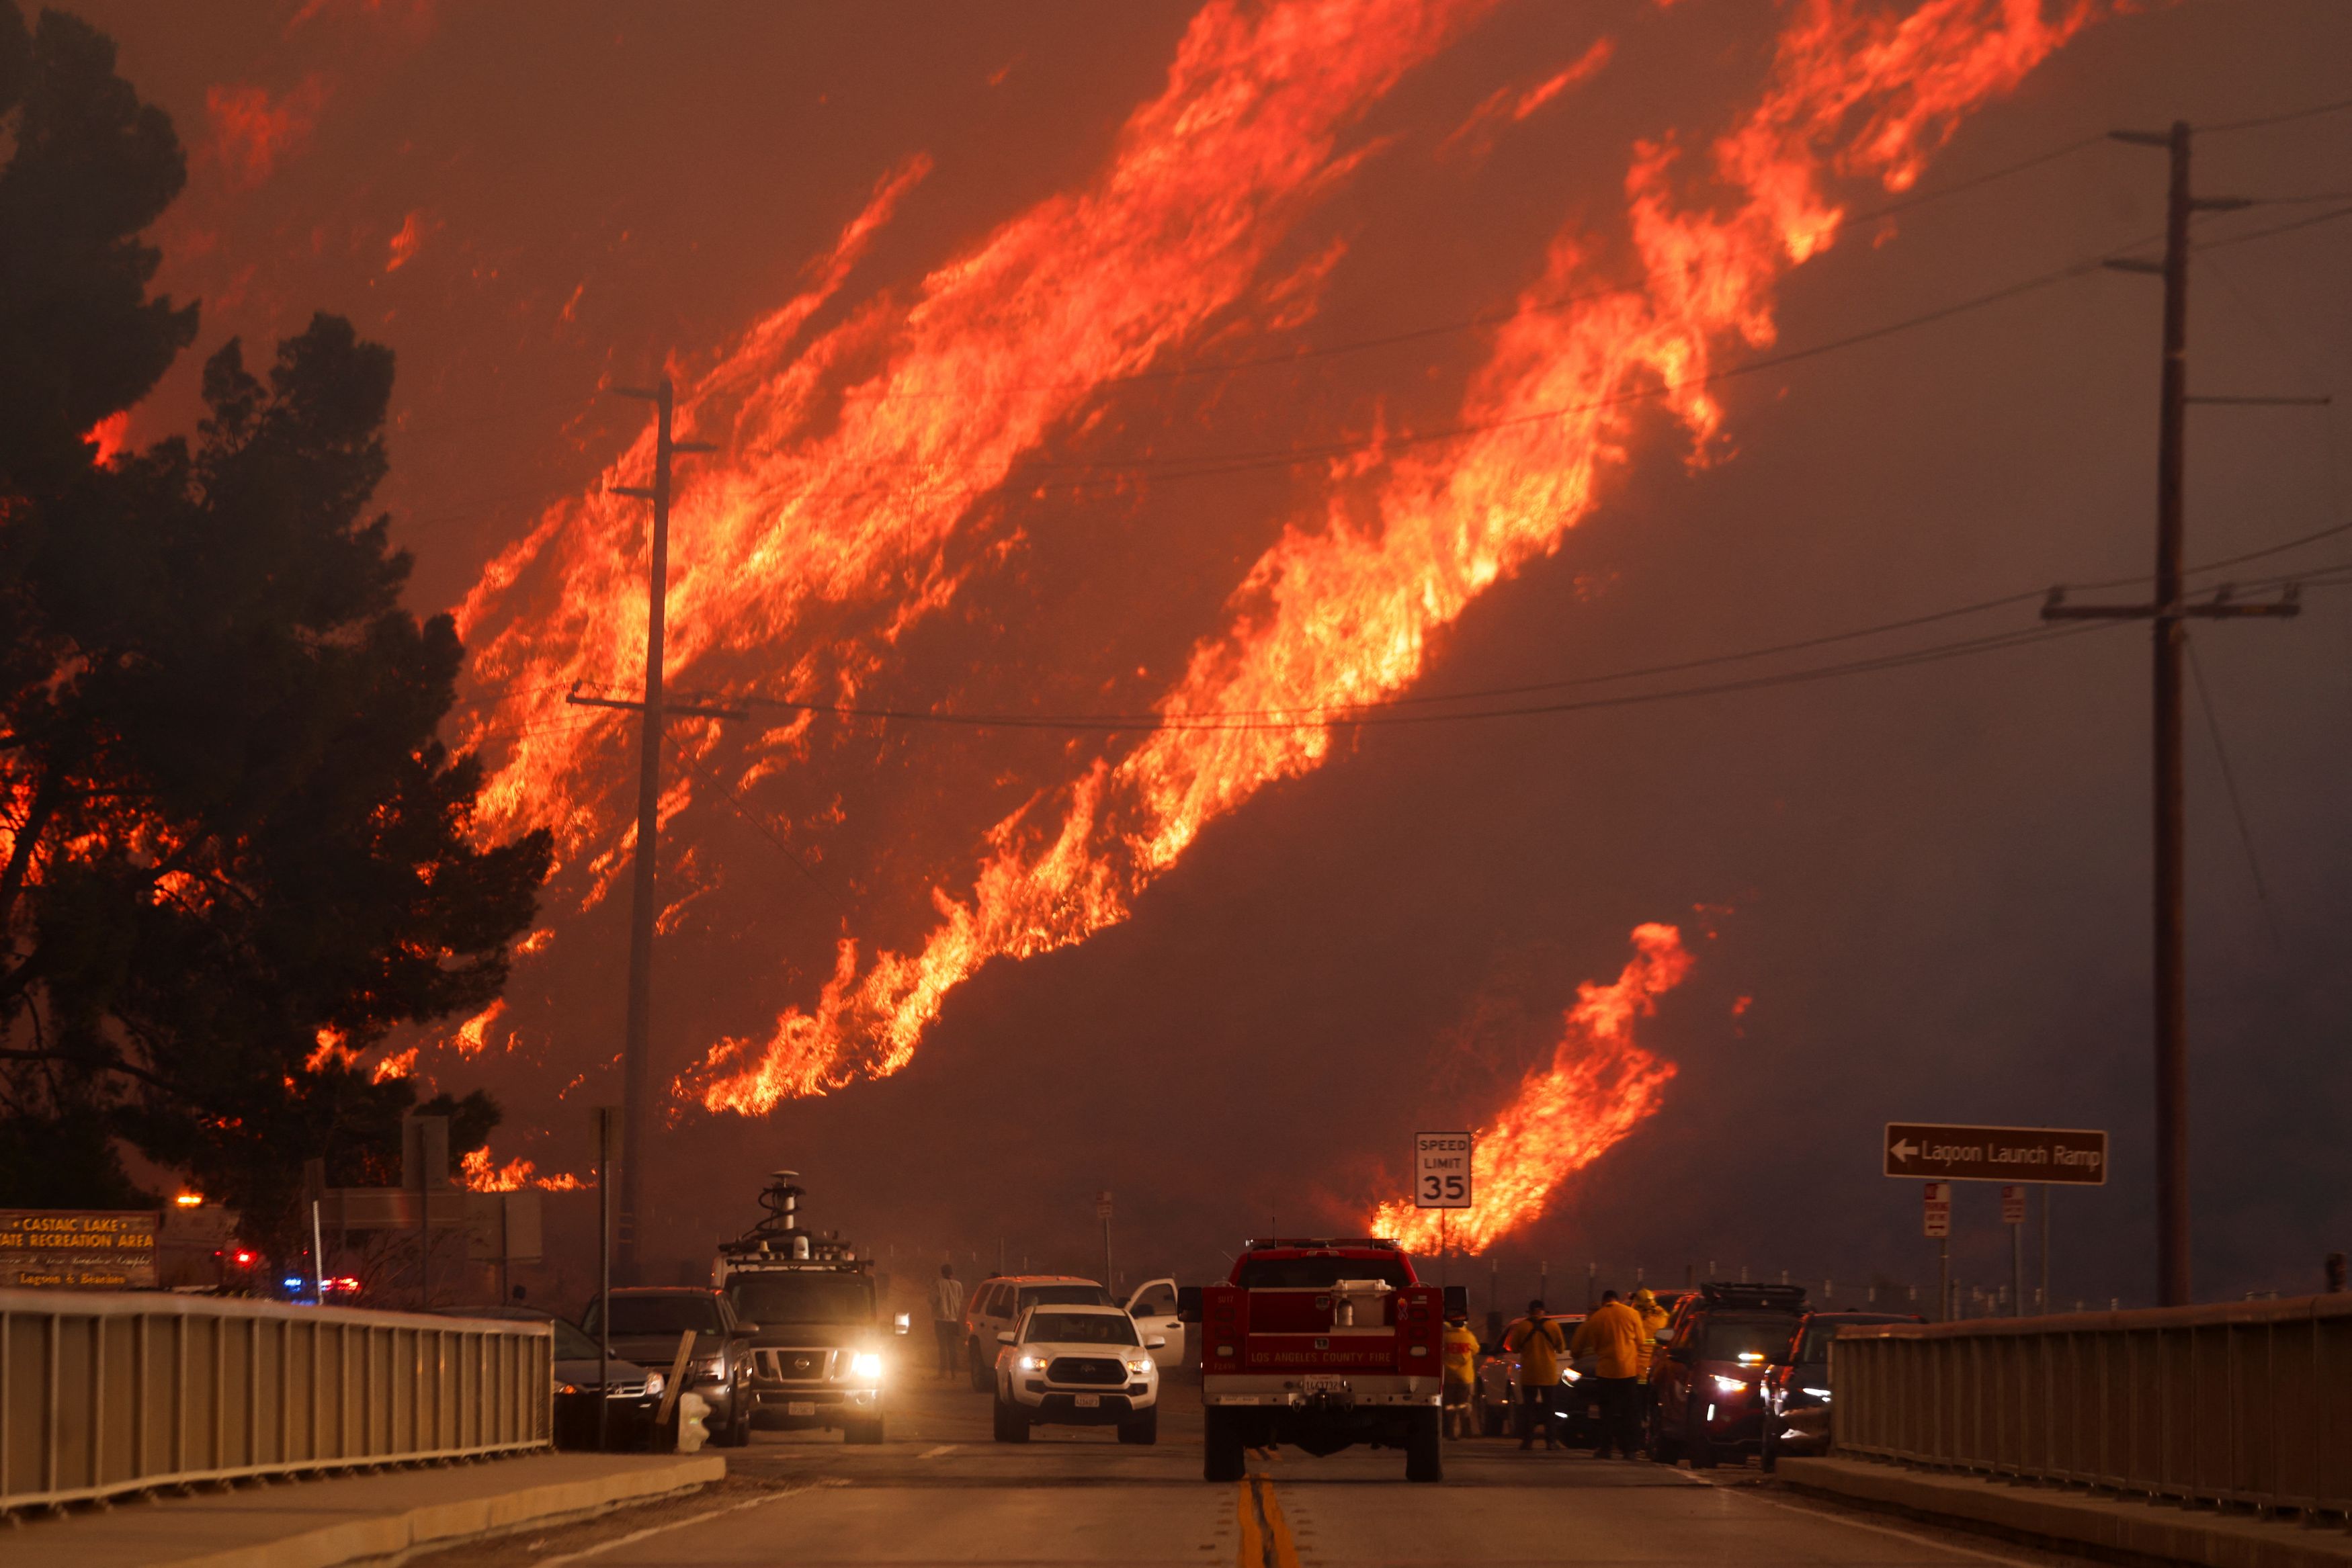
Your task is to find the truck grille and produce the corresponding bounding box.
[1048,1356,1126,1386]
[755,1348,840,1382]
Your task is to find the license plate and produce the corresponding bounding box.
[1074,1393,1101,1407]
[786,1401,815,1416]
[1302,1375,1346,1394]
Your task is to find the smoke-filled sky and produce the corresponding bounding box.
[81,0,2349,1307]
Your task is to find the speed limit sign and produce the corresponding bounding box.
[1413,1131,1472,1209]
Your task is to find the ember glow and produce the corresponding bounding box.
[686,0,2100,1115]
[1369,922,1691,1253]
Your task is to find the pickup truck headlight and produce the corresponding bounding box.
[695,1355,725,1381]
[644,1371,665,1398]
[1017,1352,1049,1373]
[850,1352,882,1381]
[1712,1375,1749,1395]
[1802,1386,1831,1401]
[1122,1354,1152,1376]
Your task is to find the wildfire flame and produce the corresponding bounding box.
[687,0,2099,1113]
[458,0,1493,870]
[1370,922,1690,1253]
[460,1146,585,1192]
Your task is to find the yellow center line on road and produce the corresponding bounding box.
[1236,1473,1303,1568]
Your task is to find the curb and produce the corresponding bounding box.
[1779,1456,2352,1568]
[11,1454,727,1568]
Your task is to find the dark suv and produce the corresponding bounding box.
[1759,1309,1921,1469]
[581,1287,760,1447]
[1647,1281,1808,1469]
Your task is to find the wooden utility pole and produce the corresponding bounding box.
[567,378,737,1282]
[2043,121,2300,1308]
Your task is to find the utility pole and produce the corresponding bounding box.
[2044,122,2300,1308]
[568,378,738,1283]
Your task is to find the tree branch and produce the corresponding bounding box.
[0,1047,192,1100]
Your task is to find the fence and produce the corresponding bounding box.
[1,1289,552,1512]
[1834,1293,2352,1519]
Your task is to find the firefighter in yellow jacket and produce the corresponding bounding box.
[1568,1289,1647,1458]
[1631,1287,1671,1452]
[1441,1310,1480,1439]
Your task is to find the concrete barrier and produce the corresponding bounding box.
[0,1289,552,1512]
[1833,1294,2352,1518]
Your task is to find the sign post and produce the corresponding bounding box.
[1097,1191,1114,1292]
[2002,1185,2027,1316]
[1923,1182,1951,1320]
[1413,1132,1472,1288]
[593,1105,619,1452]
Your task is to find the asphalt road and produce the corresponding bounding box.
[423,1377,2104,1568]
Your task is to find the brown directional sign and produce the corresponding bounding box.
[1884,1123,2107,1185]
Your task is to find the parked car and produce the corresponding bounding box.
[580,1287,759,1447]
[431,1305,667,1450]
[992,1302,1163,1444]
[1648,1281,1809,1468]
[1759,1310,1921,1469]
[962,1275,1116,1391]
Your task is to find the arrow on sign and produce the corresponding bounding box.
[1890,1139,1919,1164]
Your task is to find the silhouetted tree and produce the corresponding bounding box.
[0,3,551,1253]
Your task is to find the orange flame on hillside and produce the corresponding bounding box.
[458,0,1494,871]
[460,1147,587,1192]
[1370,922,1691,1252]
[693,0,2100,1113]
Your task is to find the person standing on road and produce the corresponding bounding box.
[1441,1309,1480,1440]
[1630,1287,1671,1447]
[1503,1299,1567,1451]
[1570,1289,1645,1459]
[930,1263,966,1380]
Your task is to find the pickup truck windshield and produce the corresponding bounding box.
[1025,1312,1138,1346]
[1236,1257,1413,1289]
[728,1274,874,1325]
[551,1319,601,1360]
[583,1296,723,1336]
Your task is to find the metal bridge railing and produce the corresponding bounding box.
[0,1289,552,1512]
[1834,1293,2352,1520]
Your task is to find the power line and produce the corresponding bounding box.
[1003,247,2132,487]
[2184,631,2285,957]
[737,620,2127,735]
[460,520,2350,733]
[2193,202,2352,255]
[2198,93,2352,136]
[670,746,849,914]
[735,128,2119,432]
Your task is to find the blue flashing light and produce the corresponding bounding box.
[282,1277,304,1290]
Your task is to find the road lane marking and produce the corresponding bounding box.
[1237,1473,1302,1568]
[919,1444,959,1458]
[530,1476,849,1567]
[1669,1469,2049,1568]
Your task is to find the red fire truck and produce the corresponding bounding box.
[1178,1237,1461,1483]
